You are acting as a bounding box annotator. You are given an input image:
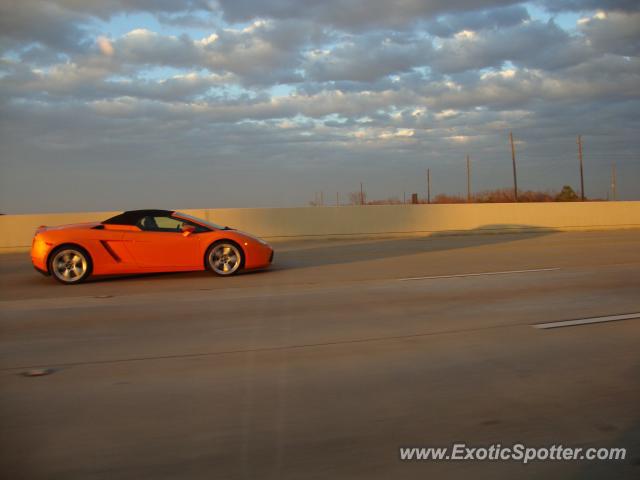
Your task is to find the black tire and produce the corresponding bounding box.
[48,245,92,284]
[205,241,244,276]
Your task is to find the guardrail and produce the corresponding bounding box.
[1,202,639,252]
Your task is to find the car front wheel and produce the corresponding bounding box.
[206,242,243,276]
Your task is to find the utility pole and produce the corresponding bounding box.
[577,135,585,201]
[360,182,364,205]
[509,132,519,202]
[466,154,471,203]
[611,164,617,201]
[427,168,431,204]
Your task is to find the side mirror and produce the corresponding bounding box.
[181,225,196,237]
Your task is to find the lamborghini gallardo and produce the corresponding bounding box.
[31,210,273,284]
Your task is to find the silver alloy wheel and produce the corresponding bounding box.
[209,243,242,275]
[52,249,88,283]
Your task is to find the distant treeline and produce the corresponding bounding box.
[311,185,604,206]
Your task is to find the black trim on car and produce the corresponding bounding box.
[100,240,121,262]
[102,209,174,226]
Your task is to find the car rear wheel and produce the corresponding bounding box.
[49,247,91,284]
[206,242,243,276]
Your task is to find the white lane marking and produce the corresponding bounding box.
[399,267,560,281]
[533,312,640,329]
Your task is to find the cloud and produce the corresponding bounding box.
[92,20,320,86]
[579,11,640,56]
[0,1,88,52]
[1,0,640,211]
[97,36,115,56]
[303,33,432,82]
[430,19,592,73]
[540,0,640,13]
[425,5,530,37]
[0,59,233,103]
[215,0,525,31]
[114,29,204,68]
[0,0,212,52]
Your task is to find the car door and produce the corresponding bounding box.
[121,215,201,268]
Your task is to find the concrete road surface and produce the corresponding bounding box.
[1,230,639,479]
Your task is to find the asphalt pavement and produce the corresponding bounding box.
[1,230,639,479]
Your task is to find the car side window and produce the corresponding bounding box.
[137,215,181,232]
[137,215,208,233]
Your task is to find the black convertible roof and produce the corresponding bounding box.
[102,209,175,225]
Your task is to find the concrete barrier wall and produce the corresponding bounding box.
[1,202,639,252]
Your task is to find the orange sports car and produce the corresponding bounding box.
[31,210,274,284]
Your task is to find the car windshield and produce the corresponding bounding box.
[172,212,228,230]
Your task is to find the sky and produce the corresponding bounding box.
[0,0,639,213]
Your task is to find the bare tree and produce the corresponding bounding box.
[348,190,367,205]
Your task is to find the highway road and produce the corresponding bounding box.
[1,230,639,479]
